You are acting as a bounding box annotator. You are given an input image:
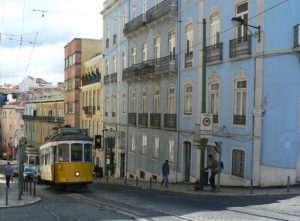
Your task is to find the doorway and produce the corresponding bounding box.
[120,153,125,177]
[183,141,191,182]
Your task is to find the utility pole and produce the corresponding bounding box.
[199,19,207,191]
[18,137,26,200]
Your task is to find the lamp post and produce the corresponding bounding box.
[231,17,261,42]
[199,19,207,191]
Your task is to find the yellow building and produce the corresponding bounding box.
[80,50,104,169]
[23,87,64,164]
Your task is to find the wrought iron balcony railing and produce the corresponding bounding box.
[110,72,117,83]
[104,75,110,85]
[123,14,146,35]
[146,0,178,24]
[22,115,64,123]
[229,35,251,58]
[150,113,161,128]
[233,115,246,125]
[82,72,101,86]
[163,113,176,129]
[138,113,148,127]
[206,43,223,63]
[128,113,137,126]
[185,51,193,68]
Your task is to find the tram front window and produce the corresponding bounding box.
[58,144,69,162]
[71,143,83,162]
[84,144,92,162]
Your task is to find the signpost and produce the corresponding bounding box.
[18,137,26,200]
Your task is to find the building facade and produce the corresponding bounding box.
[64,38,101,128]
[80,50,105,169]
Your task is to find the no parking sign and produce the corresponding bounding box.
[200,113,213,138]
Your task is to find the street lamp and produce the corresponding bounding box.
[231,16,261,42]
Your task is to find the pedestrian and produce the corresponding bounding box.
[4,162,13,188]
[94,164,101,178]
[207,154,219,192]
[161,160,169,187]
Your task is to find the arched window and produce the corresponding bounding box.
[233,76,247,125]
[210,13,220,45]
[208,75,220,124]
[184,83,193,115]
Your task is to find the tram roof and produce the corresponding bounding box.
[46,128,93,142]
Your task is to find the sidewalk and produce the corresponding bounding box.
[95,177,300,196]
[0,174,41,208]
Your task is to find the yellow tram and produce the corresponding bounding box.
[39,128,94,186]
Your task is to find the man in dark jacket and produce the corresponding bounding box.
[208,154,219,192]
[4,162,13,188]
[161,160,169,187]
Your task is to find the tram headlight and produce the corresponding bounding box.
[75,171,80,177]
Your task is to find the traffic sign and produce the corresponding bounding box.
[200,113,213,138]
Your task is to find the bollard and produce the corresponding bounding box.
[287,176,290,193]
[6,187,8,205]
[136,177,138,187]
[33,180,36,197]
[23,181,26,192]
[250,178,253,194]
[150,177,152,189]
[29,180,32,195]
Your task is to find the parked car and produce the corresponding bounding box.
[23,166,37,181]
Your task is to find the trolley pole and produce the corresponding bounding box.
[199,19,207,191]
[18,137,26,200]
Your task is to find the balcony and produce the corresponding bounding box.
[146,0,178,24]
[206,43,223,63]
[150,113,161,128]
[138,113,148,127]
[22,115,64,123]
[82,72,101,86]
[122,55,177,82]
[128,113,137,126]
[110,72,117,83]
[123,14,146,36]
[163,114,176,129]
[83,106,95,115]
[104,75,110,85]
[185,51,193,68]
[229,35,251,58]
[233,115,246,125]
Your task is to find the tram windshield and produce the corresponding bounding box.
[58,144,69,162]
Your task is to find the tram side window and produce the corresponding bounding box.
[58,143,70,162]
[71,143,83,162]
[84,144,92,162]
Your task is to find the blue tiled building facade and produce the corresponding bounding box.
[102,0,300,186]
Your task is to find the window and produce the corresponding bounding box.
[122,51,127,70]
[131,91,136,112]
[84,143,92,162]
[58,144,69,162]
[210,13,220,45]
[105,94,109,116]
[209,80,220,123]
[169,31,176,60]
[168,86,175,114]
[112,93,117,117]
[236,2,248,38]
[142,134,147,155]
[131,133,136,151]
[142,43,148,62]
[153,136,159,158]
[232,149,245,178]
[131,47,137,65]
[234,79,247,125]
[185,23,194,53]
[154,36,161,59]
[121,92,126,113]
[113,55,117,73]
[141,88,147,113]
[184,84,193,115]
[168,137,175,162]
[143,0,147,14]
[132,0,137,18]
[153,87,160,113]
[105,59,109,75]
[97,89,100,110]
[71,143,83,162]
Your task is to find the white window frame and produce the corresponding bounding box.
[169,31,176,60]
[131,47,137,65]
[208,79,220,123]
[210,13,220,45]
[142,134,147,155]
[236,2,248,38]
[167,85,176,114]
[142,42,148,62]
[131,133,136,152]
[121,92,126,113]
[154,36,161,60]
[185,23,194,53]
[112,93,117,116]
[143,0,147,14]
[233,78,247,125]
[153,135,159,158]
[153,87,160,113]
[168,137,175,162]
[184,83,193,115]
[141,88,147,113]
[113,55,117,73]
[131,90,136,113]
[132,0,137,18]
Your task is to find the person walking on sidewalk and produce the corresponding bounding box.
[208,154,219,192]
[4,162,13,188]
[161,160,169,187]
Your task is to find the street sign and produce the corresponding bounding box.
[200,113,213,138]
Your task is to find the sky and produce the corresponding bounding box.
[0,0,104,86]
